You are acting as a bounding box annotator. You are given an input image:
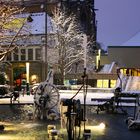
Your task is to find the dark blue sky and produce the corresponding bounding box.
[95,0,140,50]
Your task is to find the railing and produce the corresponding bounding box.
[91,93,139,107]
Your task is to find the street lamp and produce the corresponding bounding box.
[41,0,48,81]
[26,62,30,95]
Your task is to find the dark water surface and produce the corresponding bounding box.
[0,105,140,140]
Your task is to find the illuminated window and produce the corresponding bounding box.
[97,79,109,88]
[31,74,39,84]
[120,69,123,74]
[134,70,138,76]
[103,80,109,88]
[138,71,140,76]
[97,80,103,88]
[110,80,116,88]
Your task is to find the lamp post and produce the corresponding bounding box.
[26,62,30,95]
[41,0,48,81]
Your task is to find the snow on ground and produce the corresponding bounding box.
[0,91,114,105]
[0,88,139,106]
[0,91,134,106]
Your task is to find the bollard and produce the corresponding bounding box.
[83,129,91,140]
[0,124,4,131]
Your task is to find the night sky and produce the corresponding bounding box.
[95,0,140,50]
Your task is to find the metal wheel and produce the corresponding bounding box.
[34,81,59,110]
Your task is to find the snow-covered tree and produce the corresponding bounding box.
[51,9,94,84]
[0,1,30,62]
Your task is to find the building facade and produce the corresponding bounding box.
[1,0,98,88]
[2,12,56,88]
[108,46,140,76]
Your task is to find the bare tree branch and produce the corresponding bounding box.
[0,2,29,62]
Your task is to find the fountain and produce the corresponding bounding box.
[33,70,60,120]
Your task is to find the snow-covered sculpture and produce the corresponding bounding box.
[34,70,60,120]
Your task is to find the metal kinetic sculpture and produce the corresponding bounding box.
[34,70,60,120]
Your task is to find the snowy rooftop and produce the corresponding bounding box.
[2,12,56,36]
[99,64,112,73]
[122,31,140,46]
[25,12,55,34]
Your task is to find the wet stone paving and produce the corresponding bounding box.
[0,105,140,140]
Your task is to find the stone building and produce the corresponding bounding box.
[1,0,98,88]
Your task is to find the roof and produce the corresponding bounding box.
[24,12,55,34]
[2,12,55,36]
[122,31,140,46]
[108,46,140,48]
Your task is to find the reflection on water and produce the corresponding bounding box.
[0,105,106,140]
[0,120,105,140]
[1,105,140,140]
[0,121,59,140]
